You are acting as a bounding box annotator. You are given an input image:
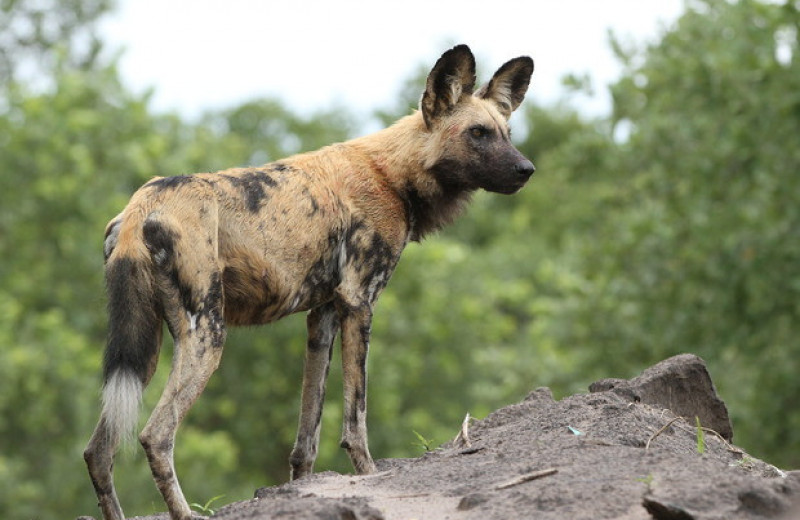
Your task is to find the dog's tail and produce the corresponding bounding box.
[100,210,163,446]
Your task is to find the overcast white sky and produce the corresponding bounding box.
[100,1,685,120]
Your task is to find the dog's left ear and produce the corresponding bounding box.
[476,56,534,119]
[421,44,476,129]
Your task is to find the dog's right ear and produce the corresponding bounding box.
[420,44,476,129]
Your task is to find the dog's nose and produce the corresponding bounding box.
[515,160,535,178]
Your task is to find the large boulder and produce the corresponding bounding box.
[589,353,733,441]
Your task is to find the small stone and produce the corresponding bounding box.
[457,493,489,511]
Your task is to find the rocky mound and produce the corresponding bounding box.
[113,354,800,520]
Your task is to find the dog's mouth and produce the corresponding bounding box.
[491,180,530,195]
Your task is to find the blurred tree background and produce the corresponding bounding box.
[1,0,799,518]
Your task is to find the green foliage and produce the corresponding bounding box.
[590,0,800,466]
[190,494,226,516]
[696,417,706,455]
[0,0,112,84]
[636,473,655,492]
[412,430,436,453]
[3,1,800,518]
[206,98,357,166]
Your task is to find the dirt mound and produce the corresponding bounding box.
[103,355,800,520]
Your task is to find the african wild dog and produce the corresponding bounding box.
[84,44,535,520]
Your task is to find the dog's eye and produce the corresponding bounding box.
[470,126,490,139]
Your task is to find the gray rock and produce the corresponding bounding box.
[589,353,733,441]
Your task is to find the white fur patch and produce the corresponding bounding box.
[187,311,198,331]
[153,248,168,265]
[448,75,463,103]
[366,271,389,303]
[102,370,143,446]
[337,241,348,274]
[288,294,302,314]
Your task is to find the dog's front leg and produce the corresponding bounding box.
[336,300,377,474]
[290,303,339,479]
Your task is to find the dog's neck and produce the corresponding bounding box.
[349,113,473,241]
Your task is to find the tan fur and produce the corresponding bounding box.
[84,44,535,520]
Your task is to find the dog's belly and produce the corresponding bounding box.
[219,226,345,326]
[221,255,340,326]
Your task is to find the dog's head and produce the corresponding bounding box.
[420,45,534,195]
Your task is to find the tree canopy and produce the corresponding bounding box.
[1,1,798,518]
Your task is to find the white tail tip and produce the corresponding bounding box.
[102,369,143,446]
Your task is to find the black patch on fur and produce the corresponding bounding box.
[307,306,337,353]
[297,233,343,308]
[103,257,162,384]
[142,219,194,315]
[430,158,479,192]
[404,181,472,241]
[221,267,250,324]
[301,256,337,303]
[357,320,370,416]
[350,388,365,426]
[148,463,175,484]
[313,386,325,432]
[221,263,275,326]
[301,186,320,216]
[343,222,398,298]
[348,334,369,427]
[307,336,330,353]
[142,219,178,266]
[145,175,195,191]
[356,385,366,414]
[221,267,244,303]
[307,335,327,353]
[221,168,279,213]
[198,271,225,348]
[169,268,195,318]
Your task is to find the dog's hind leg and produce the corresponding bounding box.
[84,416,127,520]
[138,209,226,520]
[289,302,340,479]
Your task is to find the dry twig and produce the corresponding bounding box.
[646,415,744,455]
[697,426,743,455]
[453,412,472,448]
[645,416,683,450]
[495,468,558,490]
